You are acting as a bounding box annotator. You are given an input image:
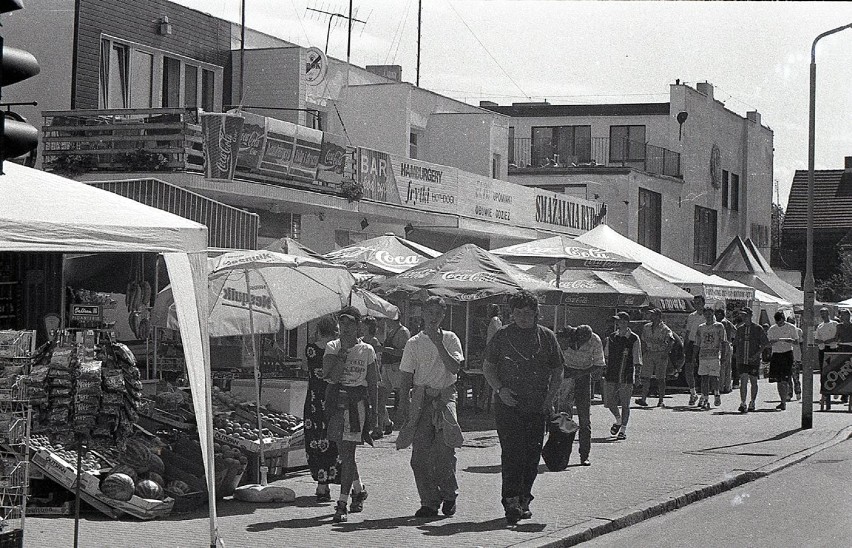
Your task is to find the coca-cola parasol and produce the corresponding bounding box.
[526,265,649,308]
[323,233,441,275]
[374,243,561,302]
[491,236,640,272]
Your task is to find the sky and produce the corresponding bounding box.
[173,0,852,209]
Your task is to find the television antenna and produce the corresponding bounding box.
[306,4,368,54]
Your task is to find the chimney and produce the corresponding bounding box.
[479,100,498,107]
[845,156,852,170]
[747,111,761,125]
[365,65,402,82]
[696,81,714,101]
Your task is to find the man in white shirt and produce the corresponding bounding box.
[767,311,799,411]
[397,296,464,518]
[815,307,839,369]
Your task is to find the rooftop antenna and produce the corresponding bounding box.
[306,3,367,54]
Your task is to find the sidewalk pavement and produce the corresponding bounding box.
[25,376,852,548]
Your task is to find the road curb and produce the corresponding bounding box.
[528,425,852,548]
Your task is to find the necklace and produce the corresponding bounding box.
[506,327,541,362]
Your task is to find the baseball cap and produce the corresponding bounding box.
[612,311,630,322]
[338,305,362,322]
[739,307,753,315]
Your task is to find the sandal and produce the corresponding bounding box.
[610,423,620,436]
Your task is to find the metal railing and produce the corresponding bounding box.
[509,136,681,178]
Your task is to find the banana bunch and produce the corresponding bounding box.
[125,280,152,312]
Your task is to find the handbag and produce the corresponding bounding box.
[541,412,577,472]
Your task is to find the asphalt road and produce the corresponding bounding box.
[582,438,852,548]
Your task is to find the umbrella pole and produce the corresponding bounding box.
[245,269,267,486]
[464,302,470,364]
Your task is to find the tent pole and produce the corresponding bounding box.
[464,302,470,363]
[246,269,267,485]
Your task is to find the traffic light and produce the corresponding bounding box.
[1,0,40,173]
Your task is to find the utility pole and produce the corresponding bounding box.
[416,0,422,87]
[239,0,246,106]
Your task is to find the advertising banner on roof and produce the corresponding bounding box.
[258,117,297,177]
[200,112,244,180]
[457,171,526,228]
[234,111,267,171]
[288,125,322,183]
[391,154,458,215]
[316,132,348,187]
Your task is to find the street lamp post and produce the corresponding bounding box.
[803,23,852,430]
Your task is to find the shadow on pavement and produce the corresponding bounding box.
[692,428,800,454]
[246,514,336,531]
[463,464,501,474]
[332,514,448,532]
[419,517,545,536]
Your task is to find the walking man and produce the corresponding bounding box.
[696,306,726,410]
[637,308,673,408]
[767,311,798,411]
[683,295,706,405]
[604,311,642,440]
[734,307,769,413]
[396,296,465,518]
[483,291,564,525]
[715,309,736,393]
[815,307,838,408]
[561,324,606,465]
[379,315,411,434]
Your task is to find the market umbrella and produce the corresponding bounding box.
[323,233,441,275]
[350,287,399,320]
[152,250,355,488]
[491,236,641,273]
[525,264,649,308]
[375,244,562,357]
[263,237,326,261]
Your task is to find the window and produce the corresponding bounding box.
[184,64,198,108]
[730,173,740,211]
[162,56,181,107]
[101,41,129,108]
[694,206,718,265]
[722,170,729,208]
[638,188,662,253]
[508,127,515,165]
[129,51,153,108]
[201,69,215,112]
[530,125,591,167]
[409,131,419,159]
[99,37,223,110]
[492,153,500,179]
[609,125,646,163]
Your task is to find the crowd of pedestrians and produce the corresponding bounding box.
[301,291,852,525]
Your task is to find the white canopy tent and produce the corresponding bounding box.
[576,225,754,304]
[0,163,220,546]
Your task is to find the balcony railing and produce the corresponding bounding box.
[509,136,681,178]
[42,108,205,175]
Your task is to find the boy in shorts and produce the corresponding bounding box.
[695,306,726,410]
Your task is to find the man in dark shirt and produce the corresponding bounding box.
[483,290,564,525]
[734,307,769,413]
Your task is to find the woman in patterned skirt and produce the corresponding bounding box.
[303,315,341,502]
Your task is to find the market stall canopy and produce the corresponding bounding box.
[752,289,794,324]
[374,243,560,302]
[152,251,356,336]
[0,162,220,546]
[263,236,326,261]
[576,224,754,303]
[710,236,804,308]
[630,266,696,312]
[526,264,648,308]
[839,297,852,308]
[323,233,441,275]
[491,236,641,271]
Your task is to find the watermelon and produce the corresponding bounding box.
[120,439,152,473]
[142,471,164,487]
[109,464,138,482]
[135,479,164,500]
[166,480,192,496]
[101,473,135,502]
[147,453,165,476]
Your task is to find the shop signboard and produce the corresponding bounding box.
[200,112,244,180]
[821,352,852,396]
[235,111,267,171]
[531,190,599,236]
[288,125,323,183]
[457,172,524,227]
[357,148,399,203]
[389,152,458,214]
[258,117,297,177]
[70,304,102,323]
[316,132,348,187]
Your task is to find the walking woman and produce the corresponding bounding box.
[323,306,379,523]
[303,315,341,503]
